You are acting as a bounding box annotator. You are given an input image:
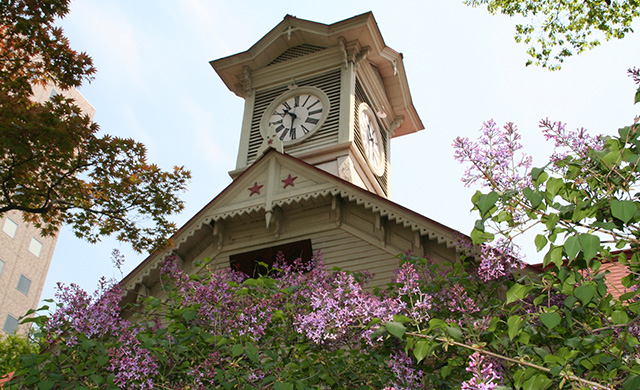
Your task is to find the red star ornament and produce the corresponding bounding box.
[248,182,263,196]
[282,174,297,188]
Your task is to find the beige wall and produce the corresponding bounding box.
[0,211,57,335]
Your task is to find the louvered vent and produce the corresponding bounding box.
[247,69,341,164]
[354,79,389,196]
[268,44,326,66]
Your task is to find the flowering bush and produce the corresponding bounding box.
[8,73,640,390]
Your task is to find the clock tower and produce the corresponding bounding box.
[122,13,465,303]
[210,12,423,198]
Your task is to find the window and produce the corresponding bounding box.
[229,239,313,278]
[0,259,4,277]
[16,275,31,296]
[3,315,18,334]
[29,237,43,257]
[2,218,17,238]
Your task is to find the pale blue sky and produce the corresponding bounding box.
[41,1,640,302]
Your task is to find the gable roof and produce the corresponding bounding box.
[121,149,466,291]
[209,12,423,137]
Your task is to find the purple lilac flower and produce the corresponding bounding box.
[461,352,502,390]
[477,238,525,282]
[108,327,158,389]
[540,118,603,164]
[387,351,424,390]
[295,271,402,344]
[393,262,421,296]
[46,277,124,339]
[453,120,532,192]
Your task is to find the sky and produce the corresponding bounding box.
[40,1,640,303]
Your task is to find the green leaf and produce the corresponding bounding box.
[385,321,406,339]
[612,310,629,325]
[546,177,564,197]
[274,382,294,390]
[441,365,453,379]
[563,235,581,260]
[535,234,548,252]
[245,342,259,363]
[532,168,548,186]
[413,339,429,363]
[523,188,543,208]
[506,283,529,304]
[476,191,499,217]
[507,315,523,340]
[470,227,494,245]
[523,373,552,390]
[182,309,197,321]
[544,245,563,268]
[37,381,55,390]
[623,375,640,390]
[446,326,463,340]
[635,88,640,104]
[578,234,601,261]
[231,344,244,357]
[90,374,104,385]
[574,284,595,306]
[611,199,637,224]
[392,314,412,323]
[540,312,562,330]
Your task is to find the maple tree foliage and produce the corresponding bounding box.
[0,0,191,252]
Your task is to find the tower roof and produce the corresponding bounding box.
[210,12,423,137]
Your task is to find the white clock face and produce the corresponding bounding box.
[268,93,324,142]
[359,103,385,176]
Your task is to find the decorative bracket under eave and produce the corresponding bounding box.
[331,195,342,227]
[212,220,225,251]
[265,206,283,238]
[390,115,404,137]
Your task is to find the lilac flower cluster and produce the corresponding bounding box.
[628,67,640,85]
[460,352,502,390]
[46,277,124,341]
[188,351,221,389]
[477,238,525,282]
[392,262,433,322]
[453,119,533,192]
[540,118,603,164]
[46,277,159,389]
[295,270,402,344]
[386,351,425,390]
[160,257,276,340]
[108,327,158,389]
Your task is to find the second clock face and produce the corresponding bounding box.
[359,103,385,176]
[268,92,324,142]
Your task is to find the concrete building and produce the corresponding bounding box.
[0,84,95,335]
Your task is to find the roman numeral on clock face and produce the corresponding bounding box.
[307,99,320,109]
[266,91,326,143]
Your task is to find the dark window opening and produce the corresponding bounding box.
[229,239,313,278]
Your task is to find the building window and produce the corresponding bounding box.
[3,315,18,334]
[17,275,31,296]
[29,237,43,257]
[0,259,4,277]
[229,239,313,278]
[2,218,17,238]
